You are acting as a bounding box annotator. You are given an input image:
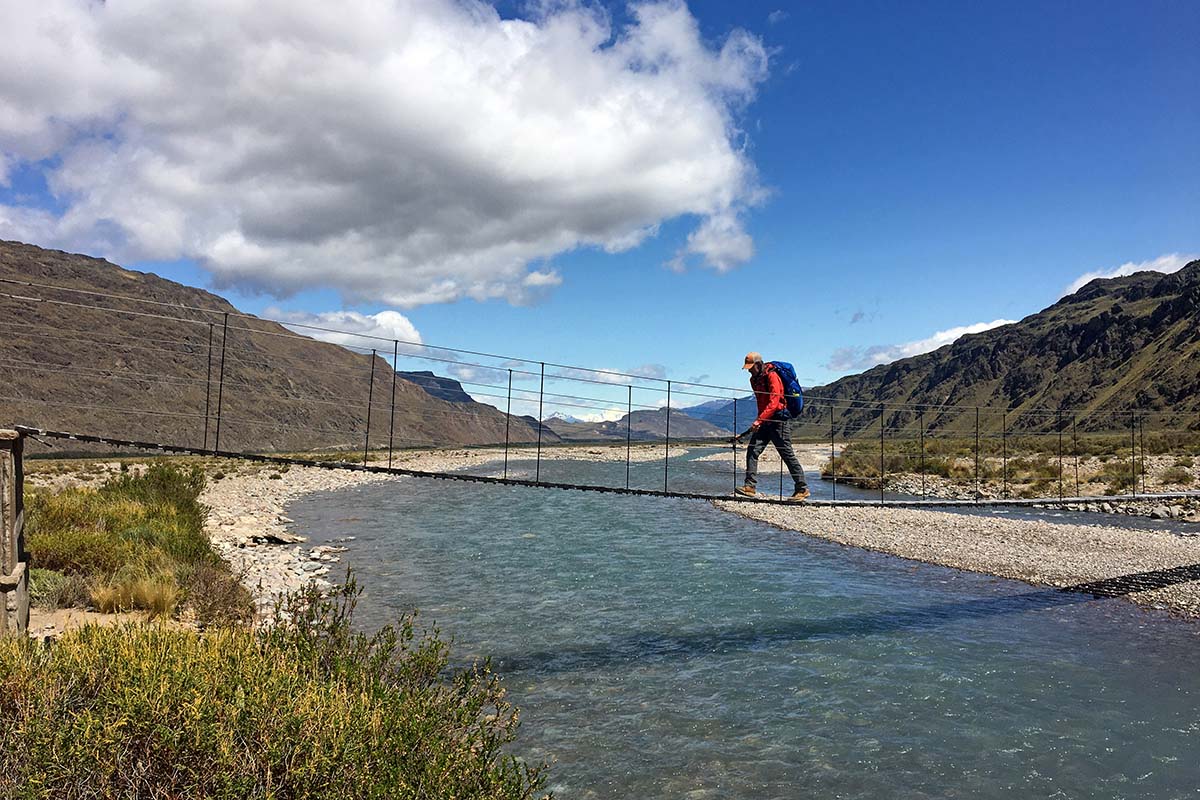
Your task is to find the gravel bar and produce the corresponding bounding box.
[714,501,1200,619]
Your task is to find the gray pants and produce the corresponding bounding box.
[744,419,807,491]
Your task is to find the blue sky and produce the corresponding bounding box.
[1,0,1196,417]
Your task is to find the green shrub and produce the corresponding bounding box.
[0,579,547,799]
[1029,478,1057,496]
[1174,456,1194,468]
[1004,456,1060,484]
[28,568,89,610]
[1160,466,1194,486]
[1095,459,1137,493]
[179,562,254,628]
[24,464,251,621]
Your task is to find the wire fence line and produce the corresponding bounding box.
[0,279,1198,504]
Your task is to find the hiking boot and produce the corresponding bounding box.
[734,485,757,498]
[787,488,811,503]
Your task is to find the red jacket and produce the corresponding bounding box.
[750,363,787,424]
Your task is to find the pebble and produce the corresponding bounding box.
[716,500,1200,620]
[202,466,396,621]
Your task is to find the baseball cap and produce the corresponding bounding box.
[742,351,763,370]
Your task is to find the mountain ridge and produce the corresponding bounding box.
[0,240,560,451]
[691,263,1200,435]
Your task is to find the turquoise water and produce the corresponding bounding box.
[289,456,1200,799]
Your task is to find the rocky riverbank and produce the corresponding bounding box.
[715,500,1200,619]
[203,442,678,617]
[1034,497,1200,522]
[201,465,396,619]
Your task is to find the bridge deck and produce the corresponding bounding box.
[15,427,1200,509]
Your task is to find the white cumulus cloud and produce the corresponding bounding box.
[551,362,668,384]
[826,319,1017,373]
[269,309,423,351]
[1064,253,1199,295]
[0,0,769,307]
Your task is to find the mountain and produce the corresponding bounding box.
[544,411,587,424]
[545,408,728,441]
[397,370,475,404]
[685,263,1200,437]
[0,240,559,452]
[814,263,1200,433]
[678,397,753,432]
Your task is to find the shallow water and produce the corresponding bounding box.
[290,456,1200,799]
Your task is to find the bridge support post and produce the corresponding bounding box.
[388,340,398,469]
[626,385,632,490]
[1073,416,1079,496]
[1002,411,1008,500]
[214,312,229,453]
[1057,408,1064,500]
[364,349,376,466]
[1130,411,1137,498]
[974,407,980,502]
[536,362,544,484]
[879,403,885,506]
[0,429,29,636]
[1139,415,1146,494]
[830,404,836,501]
[664,380,671,493]
[203,321,214,450]
[504,369,512,481]
[731,395,738,495]
[919,408,925,500]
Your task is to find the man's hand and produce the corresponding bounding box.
[750,420,762,431]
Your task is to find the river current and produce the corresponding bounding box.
[288,453,1200,799]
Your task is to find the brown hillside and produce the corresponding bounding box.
[0,240,556,452]
[803,261,1200,435]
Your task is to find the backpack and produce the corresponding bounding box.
[768,361,804,419]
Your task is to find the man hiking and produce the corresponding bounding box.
[735,352,810,502]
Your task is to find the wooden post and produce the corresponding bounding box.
[0,429,29,635]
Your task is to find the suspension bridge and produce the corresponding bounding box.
[0,274,1197,508]
[3,275,1200,638]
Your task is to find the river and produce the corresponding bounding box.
[289,454,1200,799]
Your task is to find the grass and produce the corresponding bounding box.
[27,568,89,610]
[12,464,548,795]
[822,442,992,489]
[24,464,252,626]
[1160,466,1194,486]
[1094,459,1137,494]
[822,437,1195,496]
[0,579,548,799]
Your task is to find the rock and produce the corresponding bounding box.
[254,531,306,545]
[1150,506,1171,520]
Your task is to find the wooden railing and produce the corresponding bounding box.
[1,429,29,635]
